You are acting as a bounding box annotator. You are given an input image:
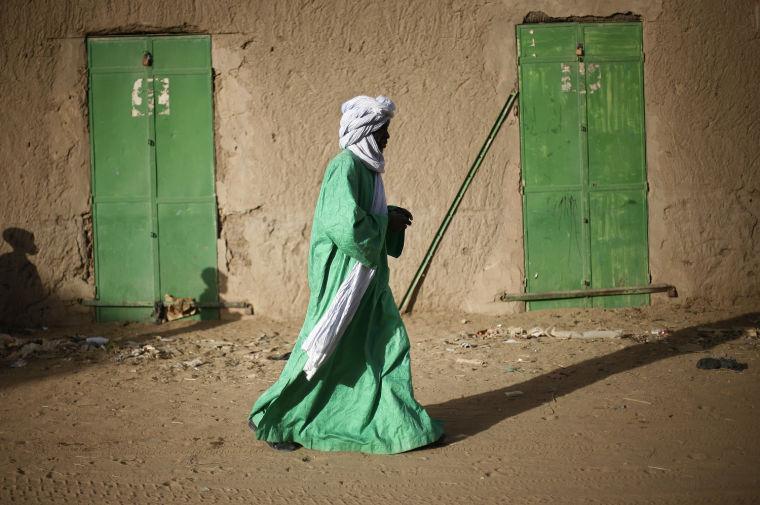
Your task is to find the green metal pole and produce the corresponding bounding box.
[398,91,519,314]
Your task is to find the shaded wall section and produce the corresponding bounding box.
[0,0,757,324]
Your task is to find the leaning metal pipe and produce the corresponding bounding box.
[398,91,519,314]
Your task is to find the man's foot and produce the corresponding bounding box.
[267,441,301,452]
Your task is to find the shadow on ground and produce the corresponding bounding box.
[426,312,759,441]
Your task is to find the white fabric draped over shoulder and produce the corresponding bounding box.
[301,95,395,380]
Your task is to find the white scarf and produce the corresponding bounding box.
[301,96,395,380]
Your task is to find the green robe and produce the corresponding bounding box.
[248,149,443,454]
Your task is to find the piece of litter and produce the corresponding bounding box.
[19,342,42,357]
[550,329,581,339]
[459,342,474,349]
[528,327,546,338]
[507,327,524,337]
[503,338,519,344]
[579,330,623,339]
[182,357,206,368]
[650,328,671,337]
[504,391,524,398]
[85,336,109,347]
[647,466,669,471]
[623,397,652,405]
[456,358,484,366]
[10,359,27,368]
[696,357,747,371]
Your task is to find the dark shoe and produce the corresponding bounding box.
[267,441,301,452]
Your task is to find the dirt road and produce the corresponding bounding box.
[1,301,758,504]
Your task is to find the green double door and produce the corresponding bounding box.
[517,23,649,310]
[88,36,218,321]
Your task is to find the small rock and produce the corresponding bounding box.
[10,359,27,368]
[461,319,470,324]
[502,338,519,344]
[459,342,474,349]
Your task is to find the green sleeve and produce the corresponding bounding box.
[385,206,405,258]
[318,157,388,268]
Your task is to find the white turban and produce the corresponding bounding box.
[338,95,395,172]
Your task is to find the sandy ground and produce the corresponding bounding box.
[1,301,759,505]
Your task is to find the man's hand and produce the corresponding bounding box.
[388,206,413,232]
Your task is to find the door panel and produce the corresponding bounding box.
[157,202,219,320]
[520,61,584,188]
[89,73,152,199]
[586,61,646,187]
[94,202,155,321]
[154,74,215,199]
[589,190,649,308]
[524,191,588,310]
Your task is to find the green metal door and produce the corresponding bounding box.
[517,23,649,310]
[88,36,219,321]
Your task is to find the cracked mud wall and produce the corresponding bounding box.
[1,0,757,324]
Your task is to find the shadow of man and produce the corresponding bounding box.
[425,311,759,442]
[0,228,46,329]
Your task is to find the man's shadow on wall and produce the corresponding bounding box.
[425,311,759,442]
[0,228,47,330]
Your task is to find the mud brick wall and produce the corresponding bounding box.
[1,0,757,324]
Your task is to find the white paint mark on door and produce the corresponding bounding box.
[587,64,602,94]
[561,63,572,92]
[132,78,170,117]
[157,78,170,116]
[146,78,155,116]
[131,78,144,117]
